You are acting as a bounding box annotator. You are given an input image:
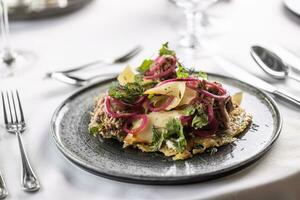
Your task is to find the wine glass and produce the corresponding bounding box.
[171,0,219,57]
[0,0,36,78]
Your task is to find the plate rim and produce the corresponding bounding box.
[9,0,94,20]
[50,73,282,184]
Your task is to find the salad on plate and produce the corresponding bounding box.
[89,43,252,160]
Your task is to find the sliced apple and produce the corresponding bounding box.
[144,82,186,110]
[178,87,198,106]
[232,92,243,106]
[117,66,135,85]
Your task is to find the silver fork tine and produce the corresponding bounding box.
[1,92,8,125]
[47,46,142,76]
[3,90,40,192]
[16,90,25,123]
[5,91,13,123]
[115,46,142,63]
[0,92,9,197]
[11,91,19,123]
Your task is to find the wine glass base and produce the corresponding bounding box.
[0,50,36,78]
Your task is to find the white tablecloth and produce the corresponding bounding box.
[0,0,300,199]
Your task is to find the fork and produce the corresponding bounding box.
[1,91,40,192]
[0,171,8,199]
[49,72,118,86]
[46,45,142,77]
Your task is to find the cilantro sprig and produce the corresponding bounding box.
[137,59,153,73]
[159,42,176,56]
[184,104,208,129]
[108,82,144,103]
[150,119,187,153]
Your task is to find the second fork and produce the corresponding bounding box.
[1,91,40,192]
[46,45,142,77]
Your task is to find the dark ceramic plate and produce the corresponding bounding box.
[9,0,93,20]
[50,74,282,185]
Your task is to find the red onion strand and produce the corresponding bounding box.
[123,114,149,135]
[104,96,137,118]
[148,96,174,112]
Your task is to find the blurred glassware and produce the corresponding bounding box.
[0,0,36,78]
[170,0,221,57]
[195,2,230,38]
[7,0,93,20]
[171,0,217,47]
[284,0,300,17]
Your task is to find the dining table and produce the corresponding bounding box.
[0,0,300,199]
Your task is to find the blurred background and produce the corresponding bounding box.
[1,0,300,83]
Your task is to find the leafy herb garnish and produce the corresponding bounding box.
[108,82,144,103]
[134,74,158,90]
[88,123,102,136]
[192,115,208,129]
[134,74,144,83]
[175,62,207,79]
[165,119,187,152]
[184,104,208,129]
[159,42,176,56]
[149,127,166,151]
[176,62,189,78]
[183,105,196,116]
[137,59,153,73]
[198,71,208,80]
[149,119,187,153]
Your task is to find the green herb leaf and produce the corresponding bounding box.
[173,137,187,153]
[135,74,158,89]
[134,74,144,83]
[183,105,196,116]
[108,82,144,103]
[150,119,187,153]
[176,62,189,78]
[165,119,182,137]
[192,114,208,129]
[159,42,176,56]
[184,104,205,116]
[198,71,208,80]
[88,123,102,136]
[165,119,187,152]
[137,59,153,73]
[183,104,209,129]
[149,127,166,151]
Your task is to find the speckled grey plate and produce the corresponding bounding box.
[50,74,282,184]
[9,0,93,20]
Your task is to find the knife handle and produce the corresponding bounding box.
[274,89,300,107]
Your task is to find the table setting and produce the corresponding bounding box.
[0,0,300,199]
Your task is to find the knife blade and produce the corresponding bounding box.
[213,56,300,107]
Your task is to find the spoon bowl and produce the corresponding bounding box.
[250,45,300,82]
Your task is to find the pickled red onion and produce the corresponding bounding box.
[148,96,175,112]
[104,96,136,118]
[123,114,149,135]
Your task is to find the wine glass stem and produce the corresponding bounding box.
[179,8,200,48]
[0,0,14,64]
[185,9,196,36]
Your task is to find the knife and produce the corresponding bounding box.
[271,45,300,73]
[213,57,300,107]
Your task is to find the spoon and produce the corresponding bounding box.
[250,45,300,82]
